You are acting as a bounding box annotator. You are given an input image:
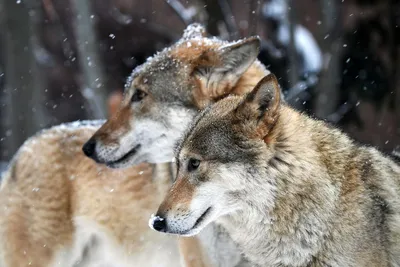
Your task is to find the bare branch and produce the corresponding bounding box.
[165,0,196,25]
[217,0,239,39]
[109,6,133,25]
[325,103,354,124]
[248,0,261,36]
[42,0,58,21]
[285,74,319,102]
[287,0,299,87]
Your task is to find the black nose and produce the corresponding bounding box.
[152,216,167,232]
[82,138,96,158]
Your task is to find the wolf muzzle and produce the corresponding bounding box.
[82,138,98,160]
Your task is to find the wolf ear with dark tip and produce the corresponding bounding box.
[181,23,207,40]
[193,37,261,107]
[236,74,281,139]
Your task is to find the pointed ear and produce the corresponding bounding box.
[181,23,207,40]
[215,36,260,81]
[193,36,261,106]
[236,74,281,139]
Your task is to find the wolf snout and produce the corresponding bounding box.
[82,138,102,163]
[82,138,97,159]
[149,214,167,233]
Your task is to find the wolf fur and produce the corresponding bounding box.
[82,23,274,267]
[153,74,400,267]
[0,121,207,267]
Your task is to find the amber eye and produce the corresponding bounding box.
[131,89,147,102]
[187,158,200,172]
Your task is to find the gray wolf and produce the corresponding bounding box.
[151,74,400,267]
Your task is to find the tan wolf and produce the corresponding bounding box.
[0,94,215,267]
[151,74,400,267]
[0,120,195,267]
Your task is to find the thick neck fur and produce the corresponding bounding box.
[232,60,270,96]
[192,60,269,109]
[217,106,357,267]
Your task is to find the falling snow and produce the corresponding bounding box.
[0,1,399,266]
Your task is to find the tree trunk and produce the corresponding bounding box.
[287,0,299,88]
[1,0,47,159]
[71,0,108,119]
[202,0,226,36]
[389,0,400,137]
[314,0,342,119]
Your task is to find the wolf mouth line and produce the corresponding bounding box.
[190,207,212,232]
[106,144,141,167]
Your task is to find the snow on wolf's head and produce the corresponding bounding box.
[83,23,268,168]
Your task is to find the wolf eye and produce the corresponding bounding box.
[131,89,147,102]
[188,158,200,172]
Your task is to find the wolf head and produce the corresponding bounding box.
[150,74,282,236]
[82,23,268,168]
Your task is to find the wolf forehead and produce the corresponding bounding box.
[176,96,258,163]
[124,38,228,97]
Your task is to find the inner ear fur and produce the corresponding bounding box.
[236,74,281,139]
[192,36,261,107]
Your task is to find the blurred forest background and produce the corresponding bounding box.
[0,0,399,167]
